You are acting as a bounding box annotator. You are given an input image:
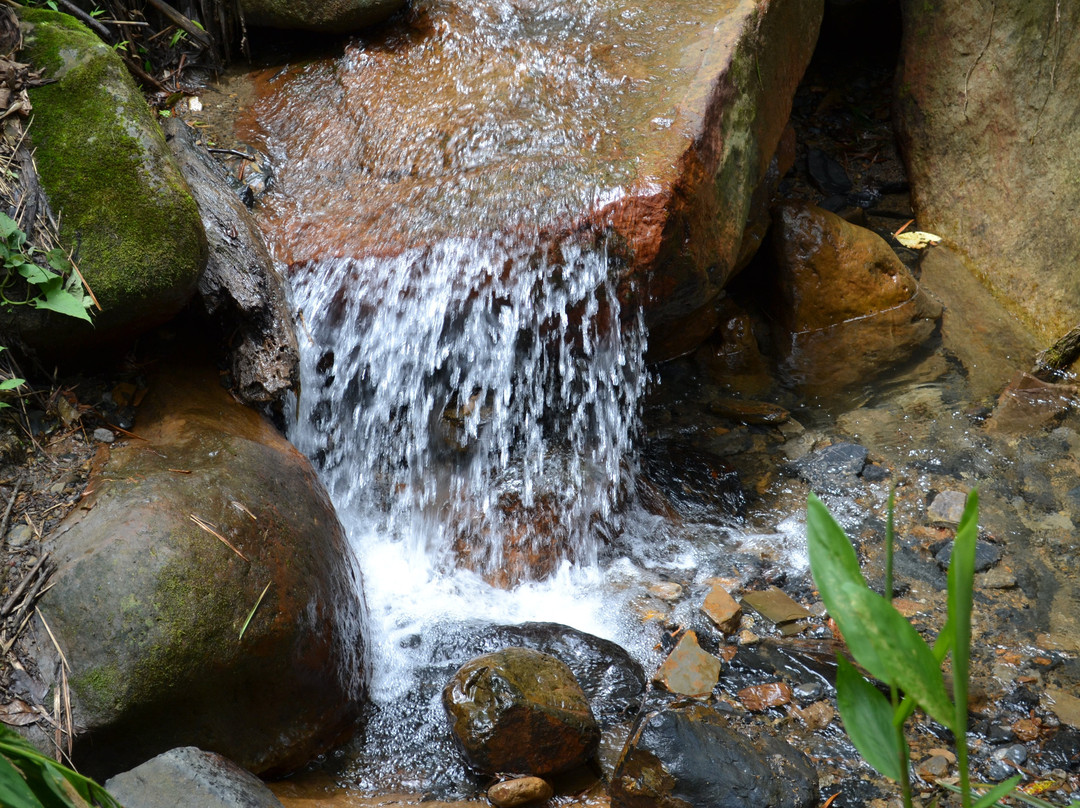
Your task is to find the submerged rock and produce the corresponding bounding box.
[104,747,284,808]
[652,631,722,698]
[40,364,367,778]
[443,647,600,776]
[9,9,207,348]
[610,702,819,808]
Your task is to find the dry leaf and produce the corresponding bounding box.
[895,231,942,249]
[0,698,39,726]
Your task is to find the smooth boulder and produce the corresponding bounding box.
[40,364,367,778]
[895,0,1080,345]
[443,647,600,776]
[767,201,942,392]
[610,702,819,808]
[239,0,403,32]
[104,747,284,808]
[11,9,207,347]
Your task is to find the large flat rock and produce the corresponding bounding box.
[238,0,822,355]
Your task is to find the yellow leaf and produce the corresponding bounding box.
[895,231,942,249]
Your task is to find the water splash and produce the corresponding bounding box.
[288,232,646,584]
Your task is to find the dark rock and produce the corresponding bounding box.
[1039,726,1080,772]
[786,442,868,491]
[103,747,284,808]
[641,442,746,516]
[793,682,824,704]
[443,647,600,776]
[860,463,889,482]
[807,148,852,196]
[161,117,300,411]
[239,0,404,32]
[610,702,819,808]
[40,364,367,779]
[935,540,1002,573]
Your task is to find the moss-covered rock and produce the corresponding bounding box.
[40,363,367,779]
[240,0,404,32]
[11,8,206,347]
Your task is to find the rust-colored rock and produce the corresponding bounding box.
[237,0,823,359]
[488,777,555,807]
[39,364,367,779]
[701,583,742,635]
[737,682,793,712]
[895,0,1080,343]
[443,648,599,776]
[653,631,722,697]
[767,201,942,393]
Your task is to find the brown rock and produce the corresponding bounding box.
[488,777,555,807]
[1012,718,1042,742]
[40,364,367,778]
[653,632,721,697]
[767,201,942,393]
[737,682,792,712]
[238,0,824,360]
[895,0,1080,343]
[443,648,599,776]
[985,373,1079,434]
[790,700,833,731]
[701,584,742,635]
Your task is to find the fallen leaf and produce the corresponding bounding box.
[895,231,942,249]
[0,699,39,726]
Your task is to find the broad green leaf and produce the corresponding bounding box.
[971,775,1021,808]
[0,213,18,242]
[34,285,93,323]
[836,655,905,782]
[0,752,41,808]
[947,490,979,709]
[44,249,69,274]
[828,579,954,728]
[807,493,866,595]
[16,262,58,286]
[0,378,24,390]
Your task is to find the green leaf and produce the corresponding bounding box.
[835,655,905,782]
[0,378,24,391]
[44,249,69,274]
[971,775,1021,808]
[0,213,18,242]
[0,752,41,808]
[33,284,93,323]
[16,262,57,286]
[807,493,866,590]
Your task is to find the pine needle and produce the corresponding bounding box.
[238,582,271,641]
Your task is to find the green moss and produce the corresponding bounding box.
[73,662,124,717]
[17,8,206,325]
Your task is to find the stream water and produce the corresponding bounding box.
[219,1,1080,801]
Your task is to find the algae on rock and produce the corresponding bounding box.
[13,8,207,347]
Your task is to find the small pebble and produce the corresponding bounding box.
[793,682,824,704]
[487,776,554,807]
[648,581,684,602]
[6,524,32,547]
[916,755,950,779]
[987,722,1015,743]
[93,427,116,444]
[736,629,760,646]
[992,743,1028,766]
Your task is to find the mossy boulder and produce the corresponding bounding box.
[239,0,404,32]
[10,9,206,348]
[39,363,368,779]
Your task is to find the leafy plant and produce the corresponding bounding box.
[0,213,92,323]
[807,489,1021,808]
[0,346,25,409]
[0,724,120,807]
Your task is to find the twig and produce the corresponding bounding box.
[9,561,53,631]
[208,147,257,161]
[105,423,148,441]
[0,553,48,618]
[56,0,112,40]
[189,514,249,561]
[0,474,21,543]
[893,218,915,237]
[144,0,214,50]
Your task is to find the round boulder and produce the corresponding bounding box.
[443,647,599,776]
[40,364,368,778]
[239,0,404,32]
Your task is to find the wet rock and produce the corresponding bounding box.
[641,442,746,516]
[916,754,950,780]
[653,631,722,698]
[242,0,824,360]
[928,490,969,523]
[709,397,790,426]
[978,569,1017,590]
[790,700,833,731]
[934,539,1002,573]
[895,0,1080,344]
[648,582,684,603]
[861,463,889,482]
[443,647,600,776]
[487,776,554,808]
[792,682,824,704]
[701,583,742,635]
[766,201,942,393]
[104,747,284,808]
[785,441,868,491]
[239,0,403,32]
[737,682,792,712]
[162,117,299,411]
[7,9,206,350]
[40,365,367,778]
[741,587,812,628]
[610,702,819,808]
[985,373,1078,434]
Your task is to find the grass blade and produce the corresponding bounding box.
[948,490,979,806]
[238,582,271,641]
